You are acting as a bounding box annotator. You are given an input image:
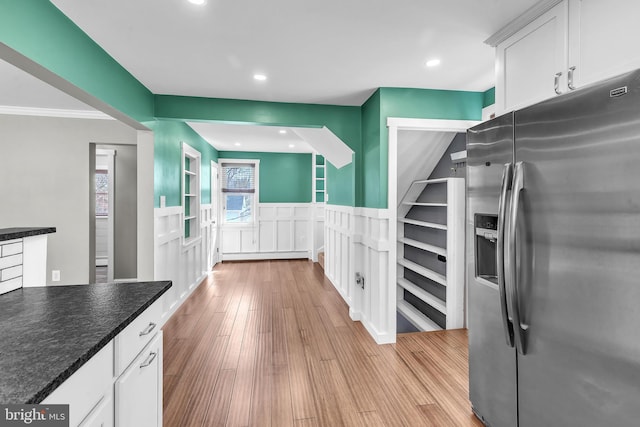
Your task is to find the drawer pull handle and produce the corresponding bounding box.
[554,72,563,95]
[140,352,157,369]
[139,322,156,336]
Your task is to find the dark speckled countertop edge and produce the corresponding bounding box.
[0,227,57,242]
[26,282,171,404]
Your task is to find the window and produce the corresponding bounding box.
[182,143,201,243]
[95,170,109,216]
[221,161,258,224]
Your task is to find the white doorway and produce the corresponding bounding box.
[95,149,115,283]
[211,160,220,266]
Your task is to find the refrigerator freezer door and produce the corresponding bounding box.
[467,114,518,427]
[514,69,640,427]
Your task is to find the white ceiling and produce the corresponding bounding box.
[187,121,314,153]
[2,0,540,151]
[49,0,539,106]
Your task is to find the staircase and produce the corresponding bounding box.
[396,177,465,332]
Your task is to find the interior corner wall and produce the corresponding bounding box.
[153,95,361,207]
[0,2,154,123]
[217,151,312,203]
[0,114,138,285]
[360,87,484,209]
[148,120,219,208]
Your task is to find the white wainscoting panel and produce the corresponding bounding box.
[324,205,393,344]
[222,203,310,261]
[154,204,216,323]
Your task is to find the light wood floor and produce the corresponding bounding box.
[162,260,483,427]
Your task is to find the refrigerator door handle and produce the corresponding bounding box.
[508,161,527,355]
[498,163,515,347]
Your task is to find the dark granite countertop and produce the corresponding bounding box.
[0,281,171,403]
[0,227,56,242]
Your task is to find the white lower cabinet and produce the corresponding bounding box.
[41,299,163,427]
[115,332,163,427]
[79,394,113,427]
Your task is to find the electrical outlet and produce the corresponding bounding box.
[355,272,364,289]
[52,270,60,282]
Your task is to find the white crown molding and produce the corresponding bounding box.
[0,105,114,120]
[485,0,563,47]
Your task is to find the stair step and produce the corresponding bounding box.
[397,278,446,314]
[402,202,447,207]
[397,258,446,286]
[398,237,446,257]
[398,218,447,230]
[397,300,442,332]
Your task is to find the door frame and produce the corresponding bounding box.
[211,160,220,266]
[387,118,480,339]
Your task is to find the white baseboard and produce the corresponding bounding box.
[222,251,309,261]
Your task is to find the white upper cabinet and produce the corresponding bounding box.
[491,0,640,114]
[495,1,568,113]
[567,0,640,89]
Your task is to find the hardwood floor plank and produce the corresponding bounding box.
[225,309,259,427]
[163,260,482,427]
[202,369,236,427]
[249,332,272,427]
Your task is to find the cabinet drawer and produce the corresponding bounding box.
[42,341,113,427]
[114,298,162,376]
[115,332,163,427]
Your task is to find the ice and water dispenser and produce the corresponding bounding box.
[475,214,498,283]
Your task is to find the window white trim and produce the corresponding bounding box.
[182,142,201,246]
[220,159,260,226]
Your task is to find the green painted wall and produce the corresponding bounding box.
[362,88,484,208]
[147,120,219,207]
[155,95,360,207]
[218,151,312,203]
[483,87,496,107]
[0,1,154,122]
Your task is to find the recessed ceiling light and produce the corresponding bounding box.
[253,74,267,81]
[426,59,441,67]
[234,142,241,147]
[289,144,295,148]
[279,129,287,134]
[188,0,206,5]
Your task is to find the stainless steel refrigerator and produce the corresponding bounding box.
[467,69,640,427]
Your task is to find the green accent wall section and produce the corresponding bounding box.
[148,120,219,207]
[155,95,361,207]
[483,87,496,107]
[0,1,154,122]
[218,151,312,203]
[362,87,484,208]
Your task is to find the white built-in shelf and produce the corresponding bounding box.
[397,257,446,286]
[184,170,196,176]
[397,176,465,332]
[398,237,446,257]
[184,215,197,221]
[397,300,442,332]
[317,178,325,180]
[184,193,197,197]
[402,202,447,207]
[398,217,447,230]
[397,278,446,314]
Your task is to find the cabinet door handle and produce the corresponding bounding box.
[139,351,157,369]
[568,66,576,90]
[139,322,156,337]
[554,72,563,95]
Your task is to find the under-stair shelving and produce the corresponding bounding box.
[397,177,465,332]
